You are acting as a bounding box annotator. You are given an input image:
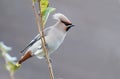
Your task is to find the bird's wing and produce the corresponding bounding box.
[20,34,40,53]
[20,27,52,53]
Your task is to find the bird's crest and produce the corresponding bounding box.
[53,13,71,24]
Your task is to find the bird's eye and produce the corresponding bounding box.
[61,21,72,26]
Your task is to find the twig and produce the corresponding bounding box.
[32,1,55,79]
[10,72,15,79]
[39,0,55,79]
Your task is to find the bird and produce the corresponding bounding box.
[16,13,74,67]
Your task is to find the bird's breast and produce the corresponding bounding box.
[45,33,66,54]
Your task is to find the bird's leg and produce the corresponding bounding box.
[18,51,33,64]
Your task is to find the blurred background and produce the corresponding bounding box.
[1,0,120,79]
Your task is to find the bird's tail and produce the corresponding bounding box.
[16,51,33,67]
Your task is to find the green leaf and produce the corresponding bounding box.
[43,7,56,26]
[4,53,17,62]
[0,42,19,72]
[40,0,49,15]
[39,0,56,27]
[6,61,20,73]
[32,0,37,3]
[0,42,12,53]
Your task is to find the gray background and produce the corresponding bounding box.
[0,0,120,79]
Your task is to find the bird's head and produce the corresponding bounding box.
[53,13,75,32]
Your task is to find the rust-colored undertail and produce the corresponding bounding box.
[18,51,33,64]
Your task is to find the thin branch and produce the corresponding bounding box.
[32,1,55,79]
[10,72,15,79]
[39,0,55,79]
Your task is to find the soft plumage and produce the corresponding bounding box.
[16,13,74,66]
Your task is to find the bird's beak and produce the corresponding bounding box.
[69,24,75,27]
[65,24,75,31]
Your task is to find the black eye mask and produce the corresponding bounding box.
[61,20,72,26]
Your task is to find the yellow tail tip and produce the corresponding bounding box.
[16,62,21,67]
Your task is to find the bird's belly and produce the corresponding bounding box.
[28,34,65,59]
[33,39,61,59]
[47,39,61,54]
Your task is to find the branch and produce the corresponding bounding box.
[0,42,16,79]
[32,1,55,79]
